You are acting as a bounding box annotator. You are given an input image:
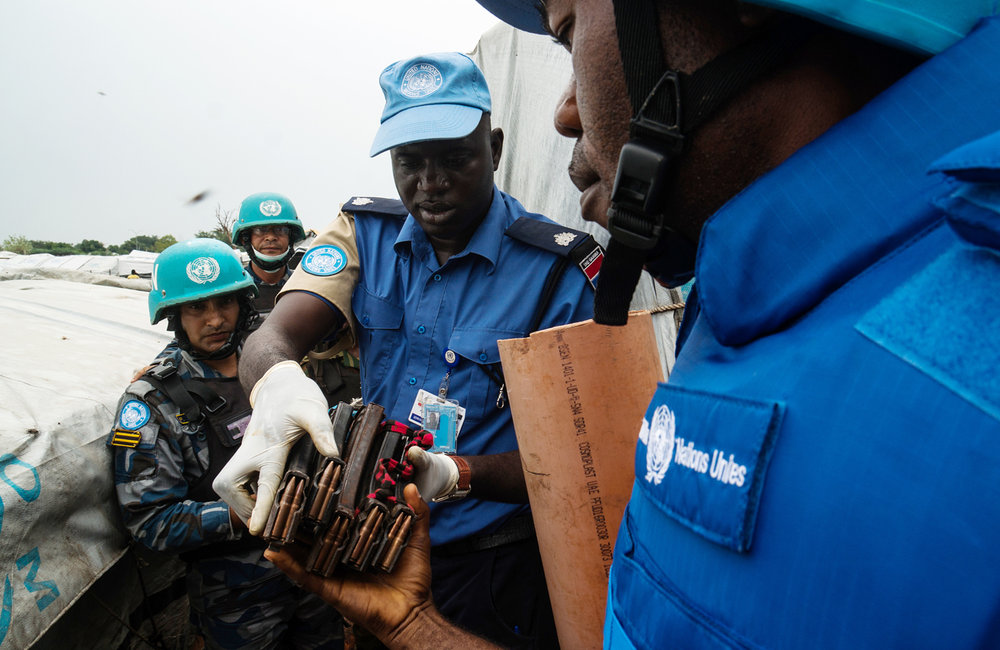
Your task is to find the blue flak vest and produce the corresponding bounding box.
[606,16,1000,650]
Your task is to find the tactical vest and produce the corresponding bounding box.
[252,282,282,319]
[304,347,362,407]
[141,363,264,561]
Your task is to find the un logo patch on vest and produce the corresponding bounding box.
[644,404,675,484]
[636,384,785,552]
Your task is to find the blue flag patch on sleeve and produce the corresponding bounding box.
[111,399,152,448]
[119,399,151,430]
[301,245,348,276]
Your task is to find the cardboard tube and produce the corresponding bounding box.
[498,312,662,650]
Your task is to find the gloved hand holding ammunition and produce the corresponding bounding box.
[213,359,339,535]
[406,447,461,502]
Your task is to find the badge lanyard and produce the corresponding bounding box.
[422,348,460,452]
[439,348,458,399]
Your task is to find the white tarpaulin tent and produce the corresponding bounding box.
[0,271,173,649]
[0,254,117,276]
[115,251,159,278]
[473,24,684,372]
[0,250,158,279]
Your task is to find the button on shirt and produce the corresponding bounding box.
[281,188,595,545]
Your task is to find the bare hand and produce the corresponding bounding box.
[265,483,434,643]
[131,364,155,382]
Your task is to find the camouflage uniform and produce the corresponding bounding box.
[109,344,343,649]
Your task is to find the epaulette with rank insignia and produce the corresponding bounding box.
[505,217,604,333]
[505,218,604,291]
[343,196,409,219]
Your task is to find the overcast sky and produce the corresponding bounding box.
[0,0,500,245]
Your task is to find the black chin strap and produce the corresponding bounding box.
[167,295,258,361]
[595,3,814,325]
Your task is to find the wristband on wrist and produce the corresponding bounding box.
[433,455,471,502]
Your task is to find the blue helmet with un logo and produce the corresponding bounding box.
[148,238,257,325]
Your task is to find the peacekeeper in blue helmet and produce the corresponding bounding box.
[131,195,310,374]
[214,51,602,648]
[232,191,362,408]
[259,1,1000,648]
[107,238,344,649]
[230,192,308,320]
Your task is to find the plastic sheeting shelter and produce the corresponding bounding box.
[0,254,117,276]
[0,271,173,648]
[115,251,158,278]
[0,250,158,279]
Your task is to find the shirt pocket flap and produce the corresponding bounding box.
[449,327,520,365]
[352,288,404,330]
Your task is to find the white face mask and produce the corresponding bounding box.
[252,246,290,263]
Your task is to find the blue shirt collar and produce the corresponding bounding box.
[695,16,1000,347]
[394,187,510,271]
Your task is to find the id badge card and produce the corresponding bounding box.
[408,388,466,453]
[424,401,458,453]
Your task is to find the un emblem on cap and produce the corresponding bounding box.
[302,245,347,276]
[401,63,443,98]
[259,199,282,217]
[644,404,675,485]
[186,257,221,284]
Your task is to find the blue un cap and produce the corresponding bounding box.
[369,52,492,157]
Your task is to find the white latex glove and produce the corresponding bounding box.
[406,447,459,501]
[213,360,338,535]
